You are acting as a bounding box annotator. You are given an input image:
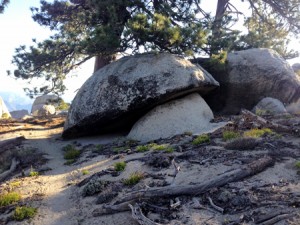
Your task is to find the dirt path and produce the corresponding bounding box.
[23,137,79,225]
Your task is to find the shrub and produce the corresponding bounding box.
[13,206,37,221]
[82,179,109,196]
[92,144,103,153]
[243,128,273,138]
[0,192,21,207]
[29,171,39,177]
[192,134,210,145]
[29,166,39,177]
[1,113,10,119]
[82,169,90,175]
[295,161,300,169]
[63,145,81,160]
[114,162,126,171]
[150,144,174,153]
[222,130,240,141]
[136,145,150,152]
[124,172,144,186]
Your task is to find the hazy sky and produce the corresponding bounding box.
[0,0,299,103]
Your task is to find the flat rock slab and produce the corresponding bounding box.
[127,93,227,142]
[63,53,219,138]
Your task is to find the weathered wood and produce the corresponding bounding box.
[0,158,19,182]
[129,204,162,225]
[94,156,274,216]
[259,213,294,225]
[115,156,274,204]
[240,109,293,133]
[0,136,25,154]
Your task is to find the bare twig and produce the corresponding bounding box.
[129,203,163,225]
[207,197,224,214]
[0,158,20,182]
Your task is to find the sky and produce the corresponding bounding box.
[0,0,299,103]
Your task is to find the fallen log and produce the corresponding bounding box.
[0,136,25,154]
[240,109,293,133]
[0,158,19,182]
[117,156,274,204]
[94,156,274,216]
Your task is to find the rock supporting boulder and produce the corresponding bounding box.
[31,95,59,116]
[0,97,11,119]
[63,53,219,138]
[127,93,226,142]
[252,97,287,115]
[204,48,300,114]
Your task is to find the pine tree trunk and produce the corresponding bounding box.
[210,0,229,55]
[93,55,116,73]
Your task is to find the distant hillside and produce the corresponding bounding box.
[0,91,33,112]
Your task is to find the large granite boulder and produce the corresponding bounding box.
[31,95,58,116]
[0,96,11,119]
[252,97,287,115]
[204,48,300,114]
[63,53,219,138]
[127,93,226,142]
[10,110,29,119]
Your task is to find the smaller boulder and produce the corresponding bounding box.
[127,93,226,142]
[10,110,29,119]
[31,95,59,116]
[252,97,287,115]
[37,105,56,117]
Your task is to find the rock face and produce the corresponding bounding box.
[127,93,226,142]
[204,48,300,114]
[293,63,300,73]
[0,97,11,118]
[31,95,58,116]
[252,97,287,115]
[37,105,56,116]
[10,110,29,119]
[63,53,219,138]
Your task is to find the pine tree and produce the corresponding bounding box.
[240,1,298,59]
[11,0,207,97]
[0,0,9,13]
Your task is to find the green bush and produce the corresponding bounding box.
[222,130,240,141]
[13,206,37,221]
[63,145,81,160]
[124,172,144,186]
[136,145,150,152]
[0,192,21,207]
[243,128,273,138]
[1,113,10,119]
[114,162,126,171]
[192,134,210,145]
[29,166,39,177]
[82,169,90,175]
[29,171,39,177]
[149,144,174,153]
[295,161,300,169]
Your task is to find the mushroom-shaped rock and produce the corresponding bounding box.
[204,48,300,114]
[63,53,219,138]
[127,93,227,142]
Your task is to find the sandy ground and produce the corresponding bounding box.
[0,115,299,225]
